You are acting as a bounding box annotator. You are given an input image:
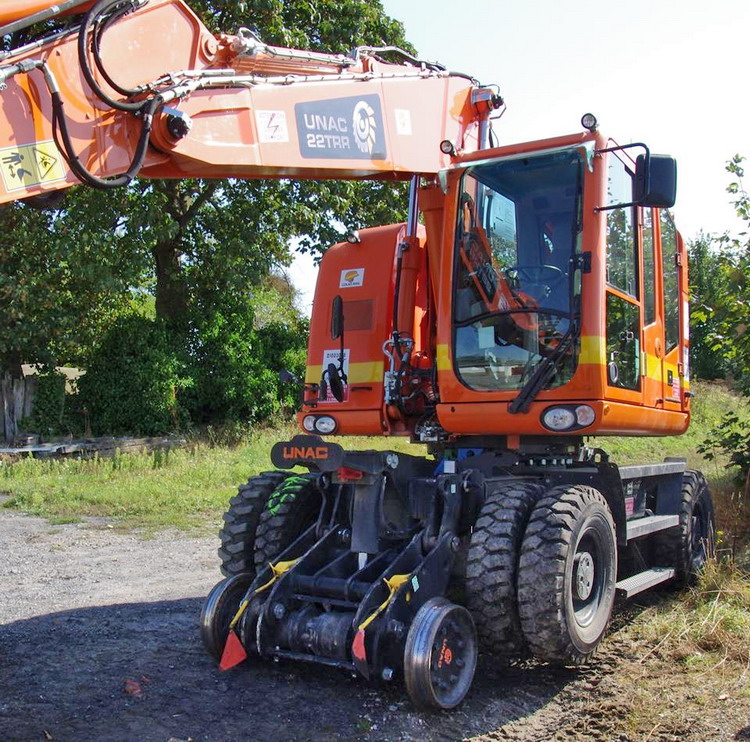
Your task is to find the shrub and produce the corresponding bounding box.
[77,315,188,436]
[698,411,750,484]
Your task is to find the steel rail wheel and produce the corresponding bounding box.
[200,572,255,660]
[403,597,478,710]
[517,485,617,664]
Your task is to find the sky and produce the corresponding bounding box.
[291,0,750,313]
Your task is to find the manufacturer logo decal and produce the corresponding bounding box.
[352,100,377,155]
[295,95,386,160]
[340,268,364,288]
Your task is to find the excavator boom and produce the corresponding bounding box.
[0,0,499,204]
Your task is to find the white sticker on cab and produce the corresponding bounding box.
[340,268,365,288]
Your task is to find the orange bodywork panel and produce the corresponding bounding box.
[299,224,423,437]
[0,1,95,25]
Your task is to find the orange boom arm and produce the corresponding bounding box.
[0,0,499,204]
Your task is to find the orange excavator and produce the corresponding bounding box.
[1,0,714,709]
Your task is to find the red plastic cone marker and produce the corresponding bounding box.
[352,629,366,662]
[219,630,247,671]
[351,629,370,679]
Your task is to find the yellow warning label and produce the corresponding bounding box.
[0,140,66,192]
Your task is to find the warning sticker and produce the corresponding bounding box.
[0,141,66,192]
[322,348,349,402]
[255,110,289,143]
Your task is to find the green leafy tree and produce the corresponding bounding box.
[0,0,412,436]
[688,233,728,380]
[693,156,750,390]
[0,189,146,439]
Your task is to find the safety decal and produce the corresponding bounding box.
[0,140,66,192]
[295,94,386,160]
[394,109,412,136]
[255,110,289,143]
[339,268,364,288]
[322,348,349,402]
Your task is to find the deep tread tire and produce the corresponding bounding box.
[254,475,322,570]
[218,472,289,577]
[654,470,715,584]
[518,485,617,665]
[464,481,545,657]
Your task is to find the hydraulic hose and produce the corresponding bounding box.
[78,0,147,112]
[91,2,148,98]
[51,89,159,189]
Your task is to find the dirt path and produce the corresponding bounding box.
[1,509,748,742]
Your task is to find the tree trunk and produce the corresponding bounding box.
[152,239,188,326]
[1,353,23,442]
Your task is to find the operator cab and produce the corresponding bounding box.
[302,128,686,443]
[436,132,686,439]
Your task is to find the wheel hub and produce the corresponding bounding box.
[403,598,477,710]
[574,551,595,600]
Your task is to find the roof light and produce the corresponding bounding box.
[581,113,598,132]
[440,140,456,156]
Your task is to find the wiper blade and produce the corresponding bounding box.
[508,323,576,414]
[455,307,571,328]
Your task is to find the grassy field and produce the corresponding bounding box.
[1,380,748,540]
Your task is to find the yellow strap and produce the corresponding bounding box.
[357,573,411,632]
[228,558,300,630]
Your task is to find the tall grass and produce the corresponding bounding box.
[633,557,750,667]
[0,381,747,535]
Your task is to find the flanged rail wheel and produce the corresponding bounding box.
[403,597,478,710]
[517,485,617,664]
[200,572,255,659]
[464,481,545,657]
[654,469,715,583]
[219,472,290,577]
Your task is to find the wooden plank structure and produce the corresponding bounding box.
[0,436,186,461]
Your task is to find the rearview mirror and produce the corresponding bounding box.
[331,295,344,340]
[634,154,677,209]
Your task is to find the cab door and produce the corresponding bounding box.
[640,207,664,407]
[658,210,685,411]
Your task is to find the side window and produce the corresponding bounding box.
[661,211,679,351]
[642,208,656,325]
[606,293,640,390]
[606,154,637,297]
[605,153,640,391]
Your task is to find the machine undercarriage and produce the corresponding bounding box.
[201,438,714,709]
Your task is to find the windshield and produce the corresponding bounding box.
[453,148,583,391]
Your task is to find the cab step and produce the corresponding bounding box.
[626,514,679,542]
[616,567,676,598]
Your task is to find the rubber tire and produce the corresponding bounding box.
[218,471,290,577]
[653,470,715,584]
[517,485,617,665]
[464,481,545,657]
[254,475,323,570]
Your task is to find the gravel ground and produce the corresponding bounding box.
[1,506,748,742]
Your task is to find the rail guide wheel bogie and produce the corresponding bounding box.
[200,572,255,660]
[403,597,478,710]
